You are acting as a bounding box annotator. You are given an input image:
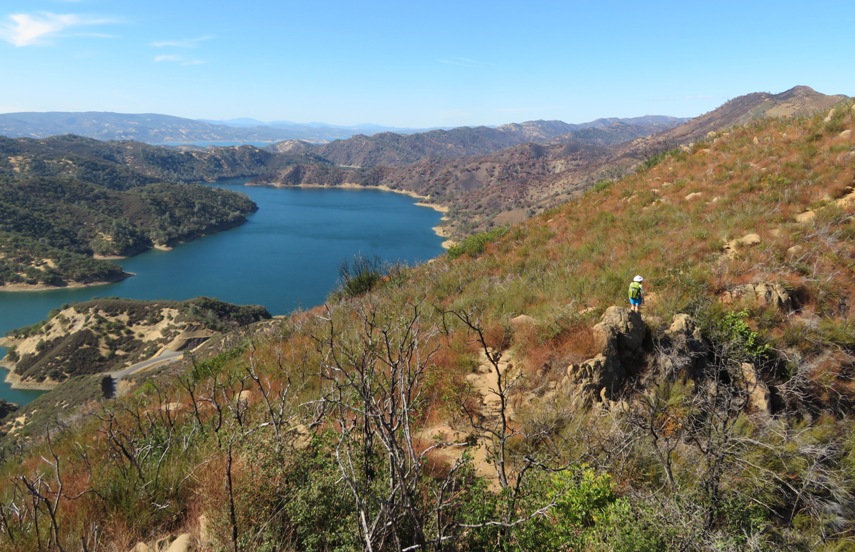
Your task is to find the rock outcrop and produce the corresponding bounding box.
[564,306,648,402]
[741,362,772,416]
[656,313,708,378]
[722,282,795,311]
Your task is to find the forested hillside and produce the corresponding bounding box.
[0,136,259,288]
[0,98,852,550]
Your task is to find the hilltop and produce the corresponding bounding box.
[0,94,852,550]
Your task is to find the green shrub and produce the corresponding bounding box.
[710,309,771,364]
[333,254,385,299]
[447,227,508,259]
[516,466,636,550]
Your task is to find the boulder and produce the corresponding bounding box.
[741,363,772,416]
[165,534,192,552]
[723,283,794,311]
[722,233,762,258]
[510,314,536,328]
[667,313,702,342]
[738,233,761,246]
[593,306,647,358]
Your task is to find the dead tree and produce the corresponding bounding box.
[315,297,470,551]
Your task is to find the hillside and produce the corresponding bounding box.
[617,85,849,160]
[0,136,259,288]
[254,86,850,237]
[0,134,282,185]
[310,117,685,168]
[0,98,852,550]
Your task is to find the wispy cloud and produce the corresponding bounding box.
[437,57,477,66]
[151,35,213,49]
[0,11,117,47]
[154,54,204,66]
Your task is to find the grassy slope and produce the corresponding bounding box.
[0,102,853,550]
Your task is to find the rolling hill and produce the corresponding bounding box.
[255,86,851,236]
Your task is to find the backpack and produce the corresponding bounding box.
[628,282,642,300]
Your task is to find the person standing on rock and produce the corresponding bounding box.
[628,275,644,312]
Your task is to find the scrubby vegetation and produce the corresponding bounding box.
[446,226,509,259]
[0,101,853,550]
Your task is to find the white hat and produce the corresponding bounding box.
[633,275,643,282]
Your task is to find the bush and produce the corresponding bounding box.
[334,254,385,299]
[447,226,508,259]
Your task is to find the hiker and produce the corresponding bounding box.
[628,275,644,312]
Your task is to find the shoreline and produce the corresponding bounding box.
[1,366,56,391]
[0,272,134,293]
[0,352,55,391]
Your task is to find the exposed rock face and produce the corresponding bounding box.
[657,313,708,377]
[565,353,624,401]
[723,282,795,311]
[564,307,648,402]
[741,362,772,416]
[560,309,777,418]
[593,306,647,359]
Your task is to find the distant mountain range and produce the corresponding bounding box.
[0,110,686,146]
[0,112,424,144]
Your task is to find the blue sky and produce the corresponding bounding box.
[1,1,853,128]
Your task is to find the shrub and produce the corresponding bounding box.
[447,226,508,259]
[333,254,385,299]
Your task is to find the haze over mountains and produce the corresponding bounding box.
[0,110,688,146]
[0,112,422,144]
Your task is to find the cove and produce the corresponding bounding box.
[0,179,445,404]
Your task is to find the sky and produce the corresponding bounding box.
[1,1,853,129]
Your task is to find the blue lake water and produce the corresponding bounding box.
[0,180,445,405]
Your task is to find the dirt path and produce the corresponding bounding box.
[465,350,517,484]
[418,349,517,487]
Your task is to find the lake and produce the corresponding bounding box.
[0,180,445,405]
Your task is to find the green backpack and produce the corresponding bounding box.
[628,282,642,300]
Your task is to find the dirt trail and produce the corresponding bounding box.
[467,350,516,483]
[419,349,517,486]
